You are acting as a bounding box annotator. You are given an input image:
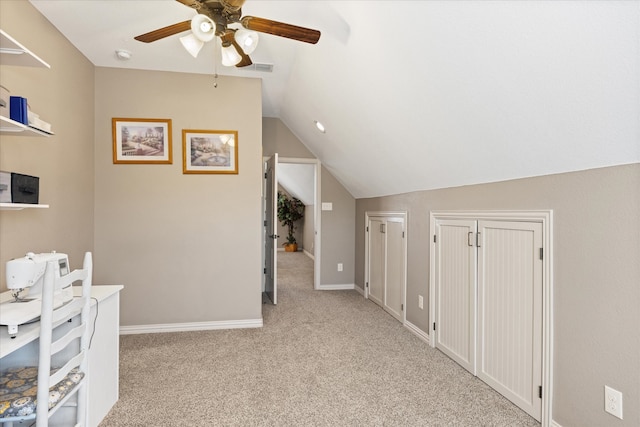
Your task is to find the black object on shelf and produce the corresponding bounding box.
[10,173,39,204]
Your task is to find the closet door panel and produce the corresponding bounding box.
[367,217,385,308]
[435,219,477,374]
[383,218,405,321]
[477,220,543,421]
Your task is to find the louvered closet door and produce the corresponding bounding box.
[383,218,405,322]
[435,220,477,374]
[367,217,385,307]
[477,220,543,421]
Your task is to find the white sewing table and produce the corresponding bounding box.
[0,285,123,426]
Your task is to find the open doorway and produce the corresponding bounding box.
[263,156,321,304]
[278,158,320,290]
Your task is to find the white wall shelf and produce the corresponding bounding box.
[0,203,49,210]
[1,29,51,210]
[0,29,50,68]
[0,29,53,137]
[0,115,53,136]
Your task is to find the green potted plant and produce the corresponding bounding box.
[277,191,305,252]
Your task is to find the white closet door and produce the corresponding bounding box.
[477,220,543,421]
[367,217,385,307]
[383,218,405,322]
[435,219,477,374]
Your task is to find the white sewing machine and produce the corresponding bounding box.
[0,251,72,337]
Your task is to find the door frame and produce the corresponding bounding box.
[263,154,278,304]
[262,157,321,290]
[429,210,553,427]
[364,211,408,324]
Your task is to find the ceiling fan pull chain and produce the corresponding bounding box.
[213,37,219,88]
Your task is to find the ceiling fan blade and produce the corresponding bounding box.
[134,20,191,43]
[241,16,321,44]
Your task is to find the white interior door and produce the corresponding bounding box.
[367,217,385,307]
[383,218,405,322]
[430,211,551,425]
[366,213,407,323]
[477,220,543,421]
[264,154,278,304]
[435,219,477,374]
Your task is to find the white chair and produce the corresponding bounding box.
[0,252,93,427]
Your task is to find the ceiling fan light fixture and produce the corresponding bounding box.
[234,28,259,55]
[180,34,204,58]
[190,14,216,42]
[314,120,326,133]
[221,44,242,66]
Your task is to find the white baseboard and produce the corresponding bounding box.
[120,318,263,335]
[550,420,562,427]
[303,249,315,260]
[353,285,365,296]
[404,320,430,345]
[317,283,355,291]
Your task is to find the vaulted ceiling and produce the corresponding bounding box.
[30,0,639,198]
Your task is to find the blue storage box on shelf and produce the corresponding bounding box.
[9,96,28,125]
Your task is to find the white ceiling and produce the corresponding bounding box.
[30,0,639,199]
[278,163,315,206]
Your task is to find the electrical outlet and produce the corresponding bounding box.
[605,386,623,419]
[337,263,343,272]
[418,295,424,309]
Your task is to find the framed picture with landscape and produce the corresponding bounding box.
[182,129,239,174]
[112,118,172,164]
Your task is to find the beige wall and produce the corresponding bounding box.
[320,166,355,286]
[94,68,263,325]
[262,117,314,159]
[0,0,95,286]
[356,163,640,427]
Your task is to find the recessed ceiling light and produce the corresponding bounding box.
[115,49,132,60]
[314,120,326,133]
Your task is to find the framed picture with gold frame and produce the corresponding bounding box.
[182,129,238,174]
[112,118,172,164]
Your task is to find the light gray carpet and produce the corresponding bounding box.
[99,252,540,426]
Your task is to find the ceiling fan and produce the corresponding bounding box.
[134,0,321,67]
